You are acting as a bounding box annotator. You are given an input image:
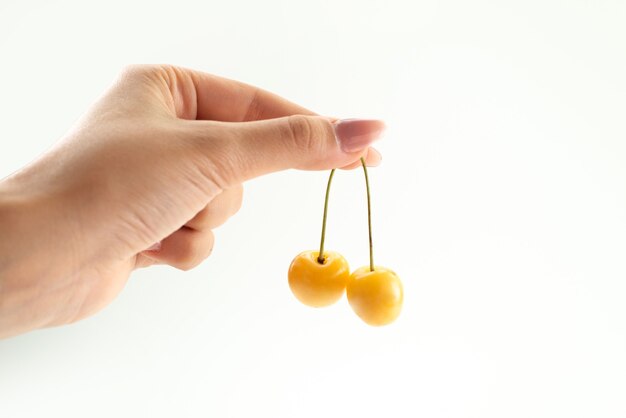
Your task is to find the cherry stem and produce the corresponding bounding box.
[360,157,375,272]
[318,169,336,264]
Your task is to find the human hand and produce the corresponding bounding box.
[0,65,384,338]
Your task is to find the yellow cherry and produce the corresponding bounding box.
[346,266,403,326]
[288,250,350,307]
[346,158,403,326]
[288,169,349,307]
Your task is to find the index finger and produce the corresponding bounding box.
[165,66,317,121]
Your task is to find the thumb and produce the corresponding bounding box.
[203,116,385,185]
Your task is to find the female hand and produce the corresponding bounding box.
[0,65,384,339]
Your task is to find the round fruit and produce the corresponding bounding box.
[346,266,403,326]
[288,250,350,307]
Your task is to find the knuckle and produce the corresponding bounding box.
[175,231,215,271]
[175,253,200,271]
[120,64,154,80]
[118,64,179,88]
[284,115,331,157]
[121,64,168,77]
[176,261,197,272]
[286,115,316,151]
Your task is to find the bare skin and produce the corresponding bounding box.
[0,65,385,339]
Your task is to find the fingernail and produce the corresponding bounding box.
[146,241,161,252]
[333,119,385,153]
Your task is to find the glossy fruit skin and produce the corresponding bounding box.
[346,266,403,326]
[288,250,350,307]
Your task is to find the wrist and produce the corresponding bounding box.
[0,186,30,280]
[0,181,76,338]
[0,186,36,337]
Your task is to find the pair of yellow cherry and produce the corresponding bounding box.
[288,158,403,326]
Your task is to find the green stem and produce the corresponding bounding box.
[318,169,336,264]
[360,157,374,272]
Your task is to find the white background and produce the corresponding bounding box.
[1,0,626,417]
